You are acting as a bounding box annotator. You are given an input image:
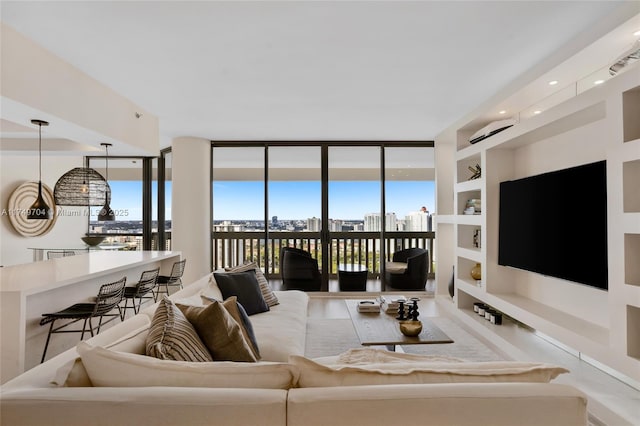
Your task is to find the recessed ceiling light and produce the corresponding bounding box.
[548,80,558,86]
[499,110,506,114]
[533,110,542,115]
[594,79,605,85]
[634,30,640,37]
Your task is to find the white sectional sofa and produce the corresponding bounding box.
[0,273,589,426]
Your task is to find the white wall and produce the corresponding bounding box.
[0,155,88,266]
[509,116,611,327]
[171,137,211,285]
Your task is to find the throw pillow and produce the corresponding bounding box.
[201,295,261,359]
[228,261,279,307]
[177,299,257,362]
[214,270,269,315]
[199,272,224,301]
[145,296,213,362]
[289,354,569,388]
[77,342,299,389]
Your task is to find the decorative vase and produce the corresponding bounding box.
[399,320,422,337]
[470,263,482,280]
[448,266,455,298]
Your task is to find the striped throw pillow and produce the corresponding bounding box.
[228,261,279,307]
[146,296,213,362]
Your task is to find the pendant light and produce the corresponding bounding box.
[97,143,115,221]
[54,166,110,207]
[27,119,53,220]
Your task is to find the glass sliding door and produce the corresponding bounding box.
[211,146,265,270]
[328,146,381,292]
[268,146,322,280]
[384,146,436,289]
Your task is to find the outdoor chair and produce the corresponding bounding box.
[280,247,322,291]
[39,276,126,363]
[385,248,429,290]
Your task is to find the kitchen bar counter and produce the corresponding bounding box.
[0,251,181,383]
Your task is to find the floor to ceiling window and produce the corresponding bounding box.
[87,156,146,250]
[210,142,434,292]
[328,146,381,284]
[211,146,265,270]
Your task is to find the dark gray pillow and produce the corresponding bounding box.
[214,271,270,316]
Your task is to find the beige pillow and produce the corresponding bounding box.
[146,296,213,362]
[200,272,224,301]
[289,355,569,388]
[53,325,151,387]
[228,261,279,307]
[77,342,299,389]
[177,299,257,362]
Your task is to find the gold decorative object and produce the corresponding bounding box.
[7,181,58,237]
[399,320,422,337]
[470,263,482,280]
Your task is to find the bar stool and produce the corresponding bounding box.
[154,259,186,301]
[120,268,159,320]
[47,250,76,259]
[39,277,126,363]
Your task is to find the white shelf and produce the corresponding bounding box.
[435,215,455,225]
[455,283,609,347]
[456,214,482,226]
[455,179,482,193]
[456,247,482,263]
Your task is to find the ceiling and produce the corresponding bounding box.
[1,1,639,154]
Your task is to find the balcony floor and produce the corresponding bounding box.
[268,277,436,295]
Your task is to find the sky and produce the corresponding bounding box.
[212,180,435,221]
[95,180,434,222]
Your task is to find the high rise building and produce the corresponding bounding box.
[364,213,397,231]
[405,211,432,231]
[306,217,321,232]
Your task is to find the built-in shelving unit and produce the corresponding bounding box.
[436,66,640,384]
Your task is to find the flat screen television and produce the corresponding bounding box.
[498,160,608,290]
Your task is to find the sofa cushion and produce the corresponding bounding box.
[289,349,569,387]
[228,261,279,307]
[249,290,309,362]
[146,296,213,362]
[202,295,261,359]
[76,342,299,388]
[177,298,258,362]
[214,270,269,315]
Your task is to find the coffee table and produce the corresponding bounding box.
[345,299,453,351]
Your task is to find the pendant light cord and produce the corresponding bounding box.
[38,122,42,182]
[104,144,109,181]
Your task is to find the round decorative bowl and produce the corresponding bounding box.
[399,320,422,337]
[81,236,106,246]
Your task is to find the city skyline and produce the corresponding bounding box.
[95,180,435,222]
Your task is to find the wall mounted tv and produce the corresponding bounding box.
[498,160,608,291]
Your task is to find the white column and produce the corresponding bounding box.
[171,137,211,285]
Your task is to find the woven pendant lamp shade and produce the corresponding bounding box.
[54,167,111,206]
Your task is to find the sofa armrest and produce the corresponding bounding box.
[287,383,587,426]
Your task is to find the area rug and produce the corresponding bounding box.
[305,317,506,362]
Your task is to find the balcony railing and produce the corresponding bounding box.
[90,230,436,280]
[213,231,435,279]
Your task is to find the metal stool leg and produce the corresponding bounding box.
[41,320,56,363]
